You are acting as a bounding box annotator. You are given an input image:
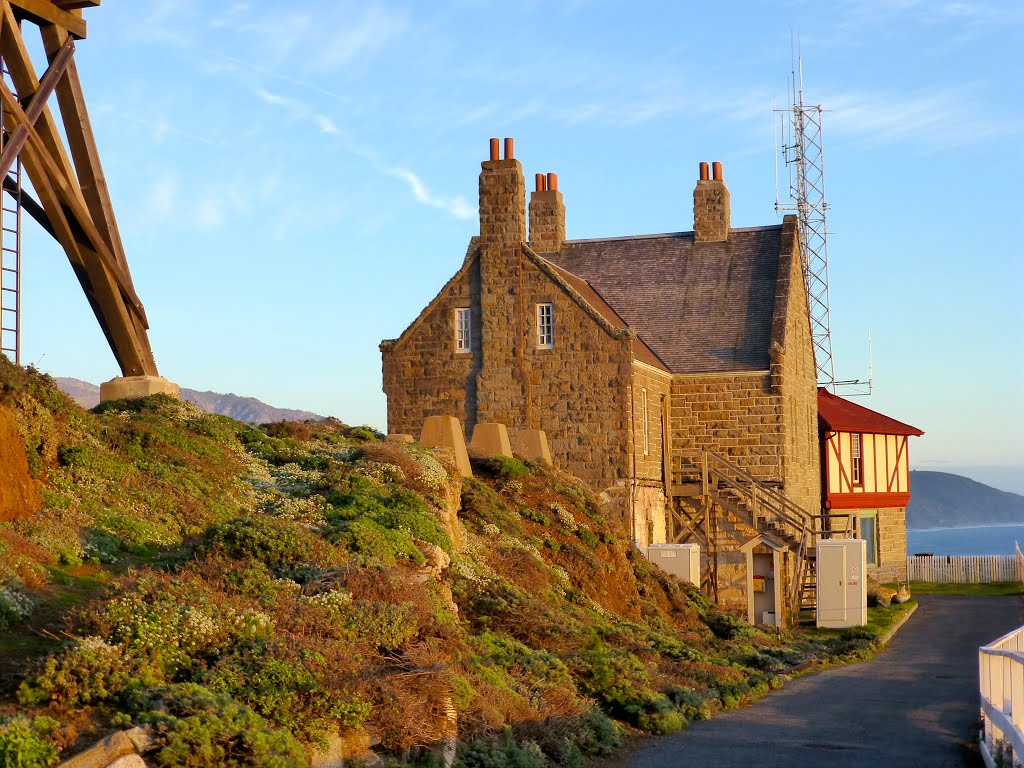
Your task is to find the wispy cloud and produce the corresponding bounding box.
[825,86,1019,149]
[316,115,340,136]
[311,6,410,72]
[382,167,474,220]
[253,87,471,219]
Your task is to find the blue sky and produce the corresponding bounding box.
[14,0,1023,476]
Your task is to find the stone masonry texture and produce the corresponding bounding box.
[693,179,730,242]
[529,189,566,254]
[873,506,908,582]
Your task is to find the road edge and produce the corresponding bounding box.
[878,601,918,646]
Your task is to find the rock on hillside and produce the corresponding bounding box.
[0,405,39,521]
[55,376,322,423]
[907,470,1024,529]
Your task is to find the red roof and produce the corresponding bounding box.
[817,388,924,437]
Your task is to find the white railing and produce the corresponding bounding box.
[980,624,1024,768]
[908,554,1024,584]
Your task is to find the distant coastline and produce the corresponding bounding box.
[908,522,1024,533]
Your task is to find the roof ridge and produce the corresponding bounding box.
[562,224,783,245]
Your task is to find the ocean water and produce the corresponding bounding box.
[907,524,1024,556]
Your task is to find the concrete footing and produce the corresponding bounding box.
[99,375,180,403]
[513,429,552,465]
[469,422,513,458]
[419,416,473,477]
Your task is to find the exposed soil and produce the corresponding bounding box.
[0,405,40,522]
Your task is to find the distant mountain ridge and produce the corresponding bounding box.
[56,377,322,424]
[908,470,1024,529]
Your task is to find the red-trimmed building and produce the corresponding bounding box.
[818,389,924,581]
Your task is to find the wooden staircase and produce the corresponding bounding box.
[670,451,853,622]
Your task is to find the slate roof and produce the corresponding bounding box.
[547,226,784,374]
[818,389,924,436]
[541,258,669,372]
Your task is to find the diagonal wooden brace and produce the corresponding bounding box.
[0,34,74,179]
[0,76,148,324]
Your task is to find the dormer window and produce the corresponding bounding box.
[536,303,554,349]
[455,307,471,353]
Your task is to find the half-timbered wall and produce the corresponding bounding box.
[823,430,911,508]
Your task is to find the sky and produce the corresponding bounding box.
[9,0,1023,484]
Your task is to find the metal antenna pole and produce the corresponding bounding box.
[776,57,836,391]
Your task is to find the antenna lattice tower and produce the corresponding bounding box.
[776,62,836,390]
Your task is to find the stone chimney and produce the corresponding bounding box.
[479,137,526,244]
[528,172,566,253]
[693,161,731,242]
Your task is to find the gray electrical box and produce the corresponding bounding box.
[816,539,868,628]
[645,543,701,585]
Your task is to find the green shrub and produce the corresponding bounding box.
[139,684,307,768]
[222,560,298,605]
[18,637,146,707]
[459,479,523,536]
[519,508,550,526]
[347,425,381,441]
[456,728,546,768]
[665,686,714,722]
[325,474,451,559]
[703,611,752,640]
[203,649,370,741]
[572,708,621,756]
[342,600,419,650]
[0,716,59,768]
[576,529,599,548]
[333,517,425,566]
[490,456,531,480]
[201,516,326,570]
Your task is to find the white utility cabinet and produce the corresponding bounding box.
[646,543,700,585]
[816,538,867,628]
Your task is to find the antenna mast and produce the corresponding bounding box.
[775,57,836,390]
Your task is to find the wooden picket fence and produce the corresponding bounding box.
[907,553,1024,584]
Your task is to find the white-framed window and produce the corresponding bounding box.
[858,511,878,566]
[642,388,649,456]
[536,303,554,349]
[851,433,863,486]
[455,307,471,353]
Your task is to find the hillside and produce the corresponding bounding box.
[55,377,322,423]
[908,470,1024,529]
[0,360,889,768]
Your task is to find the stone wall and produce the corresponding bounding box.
[630,364,672,546]
[669,372,783,484]
[381,259,479,437]
[481,251,634,494]
[772,216,822,516]
[873,506,908,582]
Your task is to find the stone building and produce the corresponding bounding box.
[381,139,827,621]
[818,388,924,582]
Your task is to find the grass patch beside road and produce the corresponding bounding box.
[798,599,917,644]
[907,581,1023,597]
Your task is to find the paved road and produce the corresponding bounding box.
[628,594,1023,768]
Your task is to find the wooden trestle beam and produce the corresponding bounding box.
[0,0,160,378]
